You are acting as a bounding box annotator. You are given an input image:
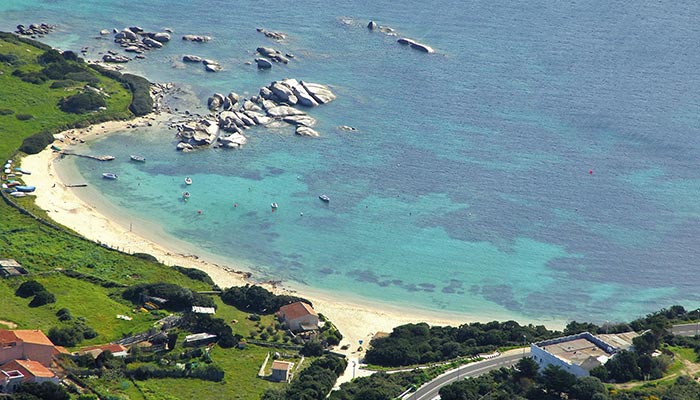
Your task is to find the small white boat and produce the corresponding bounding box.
[319,194,330,202]
[130,155,146,162]
[185,177,192,185]
[271,202,279,209]
[9,192,27,198]
[102,172,118,180]
[183,191,191,199]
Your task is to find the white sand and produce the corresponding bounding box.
[19,116,558,364]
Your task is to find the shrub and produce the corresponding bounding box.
[0,53,19,65]
[50,79,80,89]
[64,72,100,84]
[16,280,46,298]
[123,282,215,310]
[220,284,311,314]
[300,340,324,356]
[133,252,158,262]
[0,108,14,115]
[20,130,55,154]
[12,69,48,84]
[172,266,214,285]
[56,308,73,321]
[15,113,33,120]
[58,90,106,114]
[29,290,56,307]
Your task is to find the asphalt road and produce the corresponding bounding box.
[407,351,531,400]
[670,323,700,337]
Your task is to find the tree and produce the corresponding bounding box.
[538,365,576,396]
[14,381,70,400]
[570,376,607,400]
[29,290,56,307]
[515,357,539,380]
[632,331,659,355]
[15,280,46,298]
[301,340,324,357]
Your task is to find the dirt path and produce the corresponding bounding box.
[0,320,18,329]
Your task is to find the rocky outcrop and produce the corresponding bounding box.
[256,28,287,41]
[183,54,203,63]
[176,119,219,147]
[284,115,317,127]
[397,37,434,53]
[255,58,272,69]
[301,81,336,104]
[102,54,130,63]
[16,23,55,36]
[256,47,289,64]
[182,34,211,42]
[218,133,247,148]
[367,21,378,30]
[152,32,171,42]
[143,37,163,48]
[295,126,320,137]
[203,59,223,72]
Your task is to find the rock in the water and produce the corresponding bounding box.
[295,126,320,137]
[115,29,138,41]
[255,58,272,69]
[337,125,357,131]
[266,105,306,118]
[177,142,194,151]
[153,32,171,42]
[367,20,378,30]
[242,100,262,112]
[143,37,163,48]
[300,81,336,104]
[291,85,319,107]
[270,82,297,105]
[129,26,144,33]
[182,54,203,63]
[203,60,222,72]
[182,34,211,42]
[219,133,247,148]
[100,29,110,36]
[102,54,130,63]
[124,45,142,53]
[397,37,434,53]
[207,95,222,110]
[284,115,317,127]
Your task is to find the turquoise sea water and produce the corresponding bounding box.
[4,1,700,324]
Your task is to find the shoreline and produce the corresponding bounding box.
[20,114,566,355]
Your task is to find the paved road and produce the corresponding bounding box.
[670,323,700,337]
[407,351,531,400]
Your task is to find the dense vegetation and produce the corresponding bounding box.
[262,356,347,400]
[180,312,241,348]
[332,369,437,400]
[122,282,216,311]
[89,64,153,116]
[58,90,107,114]
[15,279,56,307]
[365,321,556,367]
[221,284,310,314]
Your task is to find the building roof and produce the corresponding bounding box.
[0,330,54,347]
[191,306,216,314]
[78,344,128,356]
[279,302,317,321]
[534,332,614,372]
[271,360,293,371]
[1,359,55,381]
[0,259,21,268]
[184,333,217,342]
[596,332,639,352]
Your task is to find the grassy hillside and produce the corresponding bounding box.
[0,32,132,159]
[0,33,296,400]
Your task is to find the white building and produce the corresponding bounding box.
[530,331,638,377]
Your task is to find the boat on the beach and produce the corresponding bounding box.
[15,185,36,193]
[130,155,146,162]
[51,145,61,152]
[102,172,118,180]
[319,194,330,202]
[185,177,192,185]
[183,191,191,199]
[14,167,31,175]
[9,191,27,198]
[6,181,20,187]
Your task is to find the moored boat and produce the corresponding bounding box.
[271,202,279,209]
[185,177,192,185]
[130,155,146,162]
[102,172,118,180]
[15,185,36,193]
[319,194,330,202]
[183,191,191,199]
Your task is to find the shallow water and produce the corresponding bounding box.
[4,0,700,323]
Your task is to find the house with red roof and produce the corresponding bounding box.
[0,330,61,367]
[277,302,319,333]
[0,359,58,385]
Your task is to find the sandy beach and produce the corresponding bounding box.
[19,115,479,355]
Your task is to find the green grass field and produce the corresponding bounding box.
[0,33,319,400]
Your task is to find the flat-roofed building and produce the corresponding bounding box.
[531,332,632,377]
